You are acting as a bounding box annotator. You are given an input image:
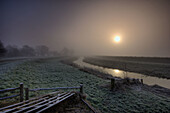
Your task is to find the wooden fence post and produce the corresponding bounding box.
[141,79,143,84]
[20,83,24,102]
[111,78,115,90]
[80,84,83,94]
[25,88,29,100]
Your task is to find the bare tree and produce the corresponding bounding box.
[20,45,35,57]
[0,40,7,57]
[6,45,20,57]
[60,47,74,56]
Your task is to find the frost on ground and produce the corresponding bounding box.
[0,58,170,113]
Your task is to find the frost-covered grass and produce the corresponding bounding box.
[0,60,27,75]
[0,58,170,112]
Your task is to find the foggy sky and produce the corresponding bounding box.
[1,0,170,57]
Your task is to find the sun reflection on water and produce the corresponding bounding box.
[114,69,120,73]
[74,57,170,89]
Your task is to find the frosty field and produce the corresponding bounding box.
[0,58,170,113]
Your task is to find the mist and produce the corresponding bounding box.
[1,0,170,57]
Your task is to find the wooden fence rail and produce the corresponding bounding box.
[0,94,20,100]
[25,84,83,100]
[29,86,80,91]
[0,83,83,102]
[0,83,24,102]
[0,87,19,93]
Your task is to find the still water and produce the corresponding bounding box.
[74,57,170,89]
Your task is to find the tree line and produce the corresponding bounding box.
[0,40,73,58]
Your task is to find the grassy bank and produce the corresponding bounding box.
[84,56,170,79]
[0,58,170,112]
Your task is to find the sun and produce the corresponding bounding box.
[114,36,120,42]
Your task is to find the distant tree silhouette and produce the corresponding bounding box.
[60,47,69,56]
[21,45,35,57]
[6,45,20,57]
[0,40,7,57]
[49,51,59,57]
[60,47,74,56]
[36,45,49,56]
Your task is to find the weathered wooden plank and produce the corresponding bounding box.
[0,92,57,111]
[23,93,69,113]
[26,93,74,113]
[36,93,75,113]
[14,92,68,113]
[4,97,50,113]
[25,93,71,113]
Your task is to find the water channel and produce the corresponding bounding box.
[74,57,170,89]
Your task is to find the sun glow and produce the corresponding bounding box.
[114,69,120,73]
[114,36,120,42]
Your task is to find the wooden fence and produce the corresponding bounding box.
[25,84,83,100]
[0,83,24,102]
[0,83,83,102]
